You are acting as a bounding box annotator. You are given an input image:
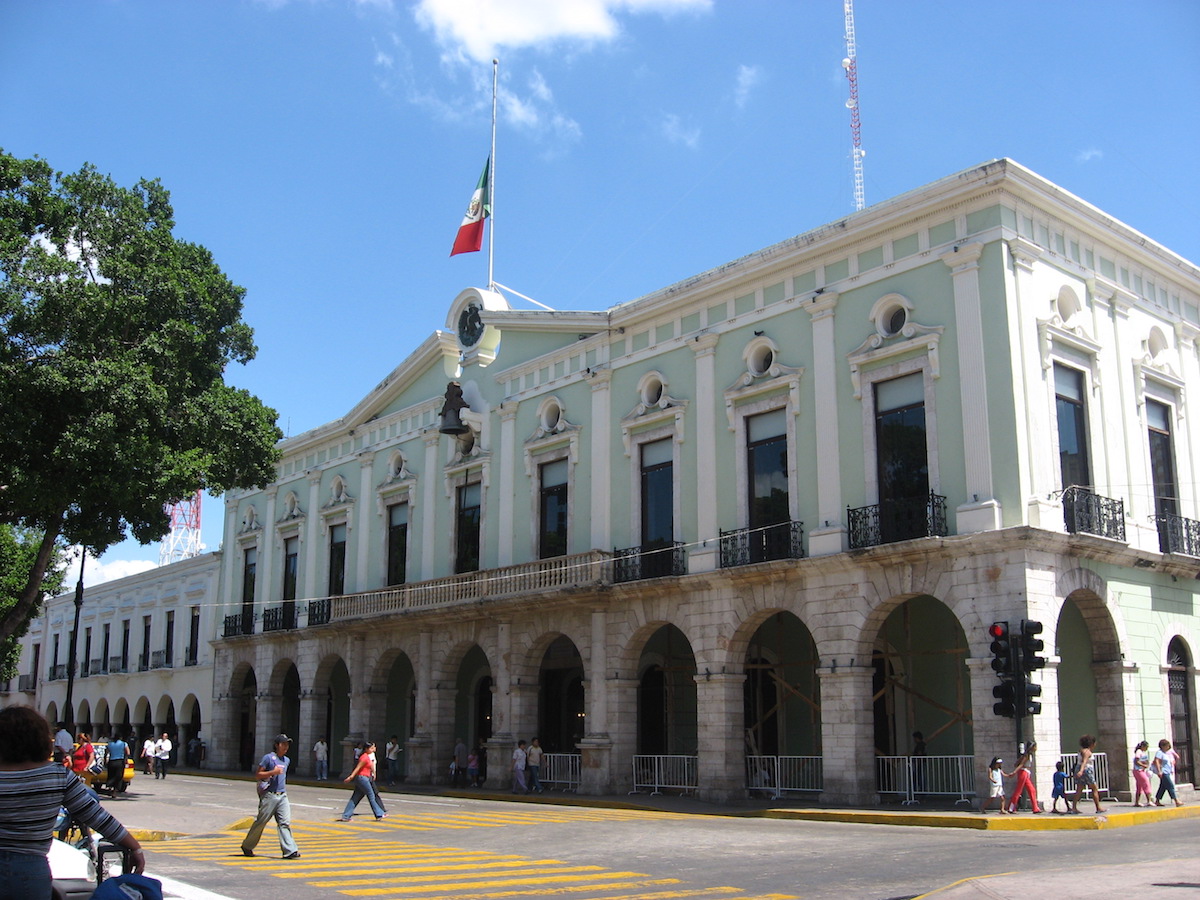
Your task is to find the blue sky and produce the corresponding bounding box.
[3,0,1198,584]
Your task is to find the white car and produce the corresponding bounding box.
[49,837,97,900]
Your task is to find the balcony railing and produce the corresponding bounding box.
[262,603,297,633]
[1155,513,1200,558]
[150,650,172,670]
[184,650,199,667]
[848,493,948,549]
[137,652,150,673]
[612,542,686,584]
[329,550,610,623]
[1062,486,1126,541]
[108,656,127,674]
[18,674,36,692]
[308,597,331,626]
[49,665,68,681]
[720,521,804,568]
[89,658,105,677]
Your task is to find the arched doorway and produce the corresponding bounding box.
[382,653,416,780]
[237,669,258,772]
[324,659,351,776]
[1056,597,1099,746]
[280,664,301,752]
[1168,637,1195,784]
[871,596,972,757]
[636,625,697,755]
[743,612,820,759]
[538,635,585,753]
[455,646,492,752]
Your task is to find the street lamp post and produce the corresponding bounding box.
[62,549,86,733]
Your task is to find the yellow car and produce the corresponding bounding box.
[78,742,136,795]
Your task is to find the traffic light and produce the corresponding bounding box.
[1019,620,1045,673]
[988,621,1015,677]
[993,680,1018,718]
[1022,680,1043,716]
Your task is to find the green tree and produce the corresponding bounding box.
[0,150,281,645]
[0,525,67,680]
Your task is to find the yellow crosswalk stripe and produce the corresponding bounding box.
[341,873,678,896]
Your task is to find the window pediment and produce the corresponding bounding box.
[848,321,944,399]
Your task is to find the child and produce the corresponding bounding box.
[467,749,480,787]
[981,756,1011,814]
[1050,760,1067,812]
[1131,741,1152,807]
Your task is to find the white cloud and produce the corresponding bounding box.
[413,0,712,63]
[85,558,158,589]
[1075,147,1103,163]
[734,63,762,108]
[661,112,700,149]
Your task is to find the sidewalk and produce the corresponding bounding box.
[914,856,1200,899]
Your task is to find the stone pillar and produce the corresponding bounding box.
[690,334,720,571]
[355,451,375,591]
[1094,658,1137,796]
[497,402,518,566]
[942,243,1002,533]
[695,671,746,802]
[805,290,847,555]
[421,431,441,577]
[302,470,322,599]
[406,631,435,783]
[587,370,612,551]
[818,664,875,804]
[578,609,613,794]
[607,676,640,794]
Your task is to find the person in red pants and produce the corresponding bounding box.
[1007,742,1041,813]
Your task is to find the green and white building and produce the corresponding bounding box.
[8,159,1199,805]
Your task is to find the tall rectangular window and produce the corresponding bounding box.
[102,624,111,669]
[747,409,789,559]
[328,524,347,596]
[455,482,482,574]
[639,439,674,577]
[141,616,151,671]
[51,634,60,670]
[538,459,569,559]
[1147,399,1177,519]
[188,606,200,665]
[83,628,92,676]
[386,503,408,586]
[121,620,130,670]
[875,373,929,542]
[241,547,257,631]
[164,610,175,666]
[1054,364,1091,489]
[282,537,299,601]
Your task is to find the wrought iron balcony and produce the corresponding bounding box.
[308,597,331,626]
[262,603,298,633]
[138,652,150,672]
[18,674,36,691]
[612,542,686,583]
[1155,513,1200,557]
[720,521,805,568]
[150,650,172,669]
[49,665,68,681]
[90,658,105,676]
[108,656,126,674]
[1062,486,1126,541]
[184,650,199,667]
[848,493,948,549]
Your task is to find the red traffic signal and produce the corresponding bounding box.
[989,621,1015,675]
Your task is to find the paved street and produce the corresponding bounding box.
[110,773,1200,900]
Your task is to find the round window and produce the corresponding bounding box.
[885,307,907,336]
[642,378,663,407]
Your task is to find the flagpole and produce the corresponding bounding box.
[488,58,498,290]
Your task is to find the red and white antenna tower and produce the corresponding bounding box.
[841,0,866,211]
[159,490,203,566]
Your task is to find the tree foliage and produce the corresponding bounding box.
[0,149,282,644]
[0,526,67,680]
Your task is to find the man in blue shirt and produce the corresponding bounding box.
[105,732,128,795]
[241,734,300,859]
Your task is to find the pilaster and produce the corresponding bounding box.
[817,664,875,804]
[421,431,441,578]
[690,334,720,571]
[302,470,322,599]
[587,369,613,551]
[355,451,375,591]
[805,291,848,555]
[695,672,747,802]
[497,401,519,566]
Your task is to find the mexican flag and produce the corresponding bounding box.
[450,158,491,256]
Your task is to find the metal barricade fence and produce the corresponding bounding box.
[745,756,823,798]
[540,753,580,792]
[630,755,698,795]
[1059,751,1110,797]
[877,755,976,806]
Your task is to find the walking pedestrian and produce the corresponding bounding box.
[153,732,172,779]
[339,741,387,821]
[1049,761,1067,813]
[53,722,74,759]
[526,737,544,793]
[452,737,467,788]
[242,734,301,859]
[1152,738,1184,807]
[313,736,329,781]
[981,756,1011,813]
[1131,740,1153,806]
[1006,742,1041,813]
[1069,734,1106,814]
[366,742,388,814]
[511,739,528,794]
[385,735,402,786]
[467,748,480,788]
[105,732,129,795]
[140,734,155,775]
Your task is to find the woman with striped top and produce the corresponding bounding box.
[0,706,144,899]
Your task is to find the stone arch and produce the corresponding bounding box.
[738,609,821,760]
[631,622,698,756]
[76,699,92,736]
[93,698,111,737]
[45,701,59,727]
[311,654,351,770]
[531,632,586,754]
[1054,567,1126,662]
